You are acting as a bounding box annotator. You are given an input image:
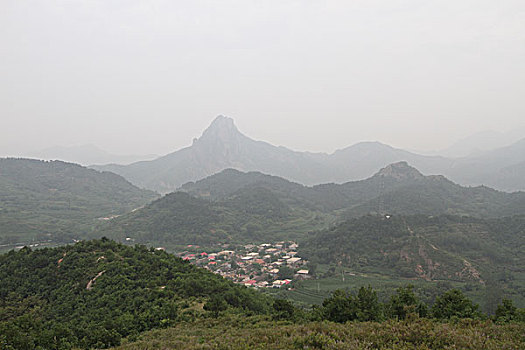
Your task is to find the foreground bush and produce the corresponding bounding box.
[114,316,524,350]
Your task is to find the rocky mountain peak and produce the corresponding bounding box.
[197,115,241,144]
[374,161,424,180]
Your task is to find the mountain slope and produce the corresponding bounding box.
[443,138,525,191]
[94,116,334,193]
[0,239,271,349]
[181,162,525,217]
[341,163,525,218]
[26,144,157,166]
[93,116,455,193]
[300,214,525,286]
[0,158,157,247]
[98,162,525,249]
[94,191,332,246]
[93,116,525,193]
[436,129,525,158]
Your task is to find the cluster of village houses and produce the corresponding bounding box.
[176,241,311,289]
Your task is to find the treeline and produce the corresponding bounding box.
[204,282,525,326]
[271,285,525,324]
[125,285,525,349]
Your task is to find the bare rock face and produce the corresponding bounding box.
[193,115,246,164]
[198,115,240,144]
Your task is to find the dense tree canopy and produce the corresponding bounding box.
[0,239,272,349]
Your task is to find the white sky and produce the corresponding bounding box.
[1,0,525,156]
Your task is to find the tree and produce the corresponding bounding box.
[386,285,427,320]
[204,294,228,317]
[321,289,357,323]
[272,299,295,320]
[431,289,482,320]
[356,286,383,322]
[494,299,518,323]
[277,266,294,280]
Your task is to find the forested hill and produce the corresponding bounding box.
[91,162,525,249]
[0,158,157,247]
[179,168,328,210]
[0,239,272,349]
[300,214,525,303]
[181,162,525,217]
[94,191,330,246]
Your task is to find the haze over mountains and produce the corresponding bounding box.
[26,144,158,166]
[433,129,525,158]
[93,116,525,193]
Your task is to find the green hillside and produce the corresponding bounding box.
[181,163,525,217]
[0,158,157,249]
[94,191,332,247]
[300,214,525,306]
[343,177,525,218]
[0,239,272,349]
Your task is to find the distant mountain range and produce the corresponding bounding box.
[434,129,525,158]
[181,162,525,218]
[26,144,158,166]
[92,116,525,193]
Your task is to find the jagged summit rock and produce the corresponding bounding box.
[197,115,242,144]
[374,161,424,180]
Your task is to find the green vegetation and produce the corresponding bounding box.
[2,159,525,349]
[385,285,428,319]
[100,163,525,253]
[181,164,525,217]
[431,289,483,320]
[112,283,525,348]
[0,159,157,249]
[114,316,524,350]
[0,239,272,349]
[300,214,525,308]
[94,191,333,247]
[321,286,382,323]
[1,240,524,349]
[314,286,509,324]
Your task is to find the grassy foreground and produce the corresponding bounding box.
[114,316,524,350]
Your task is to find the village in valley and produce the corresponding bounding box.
[175,241,312,289]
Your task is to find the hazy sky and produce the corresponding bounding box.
[2,0,525,157]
